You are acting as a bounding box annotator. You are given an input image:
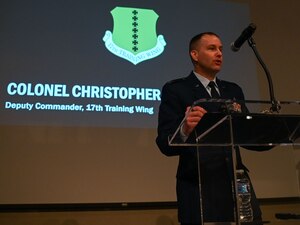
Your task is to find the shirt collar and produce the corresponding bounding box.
[193,71,218,88]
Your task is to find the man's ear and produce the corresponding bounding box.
[190,50,198,62]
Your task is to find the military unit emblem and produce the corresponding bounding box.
[103,6,166,65]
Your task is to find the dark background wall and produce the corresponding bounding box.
[240,0,300,198]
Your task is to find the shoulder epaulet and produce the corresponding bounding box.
[166,77,186,84]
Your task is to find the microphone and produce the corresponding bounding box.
[231,23,257,52]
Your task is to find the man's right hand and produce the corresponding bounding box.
[182,106,207,136]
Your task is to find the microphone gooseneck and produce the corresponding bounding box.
[231,23,280,113]
[247,37,281,113]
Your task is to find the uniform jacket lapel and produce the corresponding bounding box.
[186,72,211,104]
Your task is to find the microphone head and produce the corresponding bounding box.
[231,23,257,52]
[230,42,239,52]
[248,23,257,31]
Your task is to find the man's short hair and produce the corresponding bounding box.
[189,32,220,52]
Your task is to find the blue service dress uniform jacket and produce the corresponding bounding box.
[156,72,263,224]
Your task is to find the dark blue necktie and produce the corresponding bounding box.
[208,81,220,98]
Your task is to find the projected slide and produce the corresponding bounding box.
[0,0,265,205]
[0,0,258,128]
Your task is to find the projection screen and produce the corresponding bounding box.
[0,0,263,204]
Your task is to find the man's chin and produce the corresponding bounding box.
[213,67,222,73]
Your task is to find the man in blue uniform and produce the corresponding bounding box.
[156,32,264,225]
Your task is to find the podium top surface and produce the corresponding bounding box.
[169,112,300,147]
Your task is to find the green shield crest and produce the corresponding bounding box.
[103,6,166,65]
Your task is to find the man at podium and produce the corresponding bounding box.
[156,32,264,225]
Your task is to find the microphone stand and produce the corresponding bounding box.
[247,37,281,113]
